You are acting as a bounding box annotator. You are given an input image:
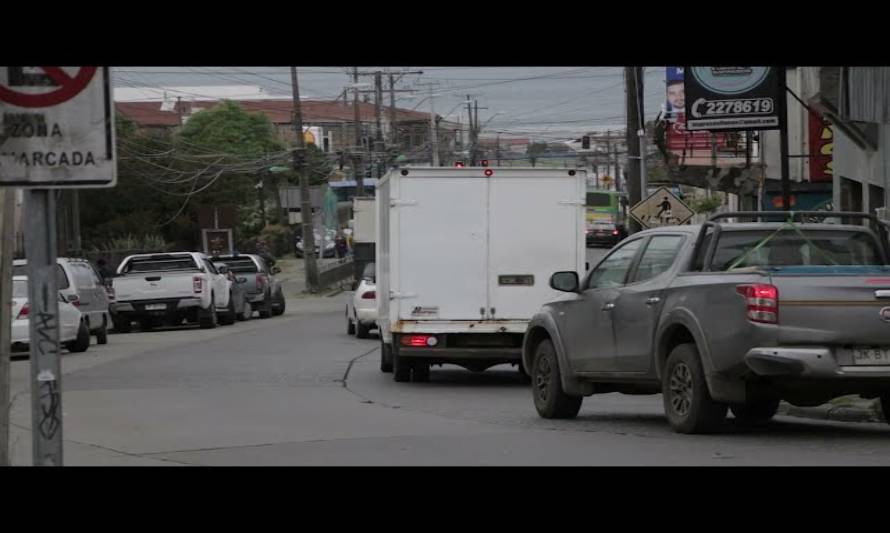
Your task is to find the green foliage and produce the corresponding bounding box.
[89,233,171,253]
[688,195,723,214]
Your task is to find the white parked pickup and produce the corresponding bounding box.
[110,252,235,332]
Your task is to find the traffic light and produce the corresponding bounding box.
[582,136,590,149]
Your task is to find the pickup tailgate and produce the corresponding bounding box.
[114,271,198,302]
[773,269,890,346]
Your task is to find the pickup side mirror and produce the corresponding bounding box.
[549,271,579,293]
[217,264,229,275]
[271,266,281,275]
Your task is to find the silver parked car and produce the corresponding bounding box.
[210,254,285,318]
[14,257,111,345]
[524,211,890,434]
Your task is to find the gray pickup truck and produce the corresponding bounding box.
[524,211,890,434]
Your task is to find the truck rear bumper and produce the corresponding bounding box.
[398,347,521,361]
[745,347,890,378]
[112,298,203,315]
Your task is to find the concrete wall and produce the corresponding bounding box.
[833,122,890,213]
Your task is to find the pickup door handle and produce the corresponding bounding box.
[145,276,161,282]
[602,302,616,311]
[646,297,661,306]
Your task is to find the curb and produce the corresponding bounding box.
[778,400,885,424]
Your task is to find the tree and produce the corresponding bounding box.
[527,142,547,167]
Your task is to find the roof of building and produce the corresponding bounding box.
[116,98,434,128]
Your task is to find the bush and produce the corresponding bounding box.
[689,196,723,215]
[258,224,292,258]
[90,233,171,253]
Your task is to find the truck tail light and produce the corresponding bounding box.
[69,296,81,308]
[484,169,494,177]
[401,335,439,347]
[361,290,376,300]
[17,303,30,320]
[736,284,778,324]
[256,274,266,290]
[612,230,619,236]
[193,276,203,293]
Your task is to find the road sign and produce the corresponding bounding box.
[0,66,116,188]
[629,186,695,229]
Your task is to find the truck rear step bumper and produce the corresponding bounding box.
[745,347,890,378]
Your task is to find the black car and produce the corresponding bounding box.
[586,221,626,247]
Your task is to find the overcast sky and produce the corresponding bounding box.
[113,67,669,140]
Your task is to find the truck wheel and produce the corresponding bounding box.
[346,308,356,335]
[412,363,430,383]
[380,340,393,373]
[272,292,286,316]
[532,339,582,419]
[730,399,780,424]
[356,320,371,339]
[65,321,91,353]
[96,317,109,345]
[662,343,727,434]
[199,302,218,329]
[393,351,411,382]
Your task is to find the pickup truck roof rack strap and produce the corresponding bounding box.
[725,222,790,271]
[781,217,841,266]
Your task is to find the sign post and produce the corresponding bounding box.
[0,66,116,466]
[629,186,695,229]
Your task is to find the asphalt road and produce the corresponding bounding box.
[6,261,890,465]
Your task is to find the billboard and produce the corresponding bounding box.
[684,67,781,131]
[808,111,833,182]
[665,67,729,163]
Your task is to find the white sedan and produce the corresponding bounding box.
[12,276,91,353]
[346,263,377,339]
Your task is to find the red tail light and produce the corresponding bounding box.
[400,335,439,347]
[256,274,266,290]
[17,303,30,320]
[193,276,203,293]
[361,290,376,300]
[736,284,778,324]
[612,230,619,236]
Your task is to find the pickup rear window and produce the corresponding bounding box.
[707,229,884,271]
[212,258,258,273]
[123,257,199,273]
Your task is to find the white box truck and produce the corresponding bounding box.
[376,166,587,382]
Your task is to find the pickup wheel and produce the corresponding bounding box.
[218,297,236,326]
[663,343,728,434]
[380,340,393,373]
[199,300,218,329]
[272,292,286,316]
[730,399,780,424]
[532,339,582,419]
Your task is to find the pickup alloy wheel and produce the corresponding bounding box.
[532,339,582,419]
[663,343,727,434]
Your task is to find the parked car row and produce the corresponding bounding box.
[110,252,286,332]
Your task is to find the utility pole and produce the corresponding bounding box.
[625,66,643,234]
[374,71,384,152]
[605,131,612,183]
[778,67,791,210]
[0,188,15,466]
[291,67,318,292]
[388,73,398,147]
[427,84,440,167]
[634,67,648,200]
[467,96,475,165]
[352,67,365,196]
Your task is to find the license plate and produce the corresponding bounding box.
[852,347,890,365]
[145,304,166,311]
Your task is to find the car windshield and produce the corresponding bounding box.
[212,258,257,273]
[709,229,885,271]
[123,256,199,273]
[13,279,28,298]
